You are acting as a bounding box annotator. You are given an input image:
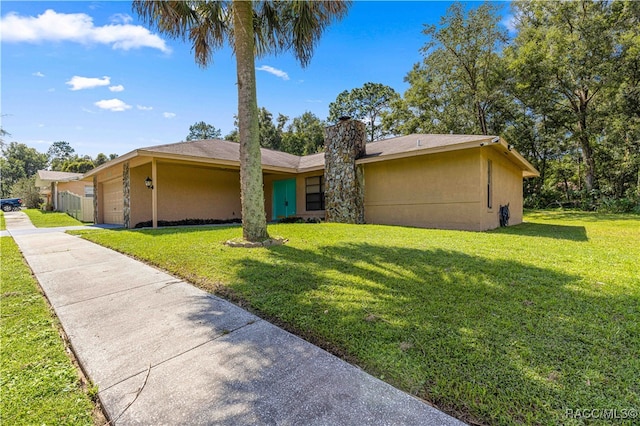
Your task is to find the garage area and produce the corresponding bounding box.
[101,178,123,225]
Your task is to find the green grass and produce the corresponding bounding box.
[0,211,5,230]
[23,209,85,228]
[0,237,96,425]
[72,211,640,425]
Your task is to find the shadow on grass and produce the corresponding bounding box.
[220,242,638,425]
[490,222,589,241]
[526,209,640,222]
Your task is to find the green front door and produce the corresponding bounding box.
[272,179,296,220]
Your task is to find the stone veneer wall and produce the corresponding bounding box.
[323,118,366,224]
[93,176,98,224]
[123,161,130,228]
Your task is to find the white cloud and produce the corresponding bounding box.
[163,112,176,119]
[501,14,518,34]
[95,98,132,112]
[66,75,110,90]
[109,84,124,92]
[33,71,45,77]
[110,13,133,25]
[256,65,289,80]
[137,105,153,111]
[0,9,170,53]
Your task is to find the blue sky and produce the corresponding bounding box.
[1,1,513,158]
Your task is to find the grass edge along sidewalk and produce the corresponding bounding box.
[73,210,640,426]
[22,209,86,228]
[0,236,103,425]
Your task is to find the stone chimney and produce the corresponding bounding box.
[323,118,366,224]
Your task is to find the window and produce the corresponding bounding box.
[305,176,325,211]
[487,159,493,209]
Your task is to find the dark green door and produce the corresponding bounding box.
[272,179,296,220]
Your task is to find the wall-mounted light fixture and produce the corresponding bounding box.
[145,177,154,189]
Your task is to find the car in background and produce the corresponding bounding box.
[1,198,22,212]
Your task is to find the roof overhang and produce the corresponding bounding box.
[356,136,540,178]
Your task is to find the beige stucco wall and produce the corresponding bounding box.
[58,180,91,197]
[479,149,524,230]
[154,163,242,225]
[363,148,525,231]
[130,163,152,227]
[363,149,479,231]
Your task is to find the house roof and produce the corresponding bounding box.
[36,170,83,182]
[84,133,539,178]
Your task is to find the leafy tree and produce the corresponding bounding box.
[386,3,507,136]
[328,82,399,142]
[134,0,350,241]
[281,112,326,155]
[47,141,75,171]
[94,153,109,166]
[186,121,223,141]
[0,142,48,198]
[258,107,282,150]
[10,176,41,208]
[61,159,95,173]
[224,129,239,142]
[507,0,634,193]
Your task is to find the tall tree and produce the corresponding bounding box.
[508,0,631,193]
[258,107,282,150]
[94,153,109,166]
[386,3,507,136]
[281,111,326,155]
[47,141,75,171]
[186,121,223,141]
[134,0,350,241]
[328,82,399,142]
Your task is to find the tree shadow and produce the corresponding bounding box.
[219,242,638,424]
[490,222,589,241]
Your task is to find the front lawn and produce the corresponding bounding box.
[0,211,5,230]
[73,211,640,425]
[0,237,97,424]
[23,209,85,227]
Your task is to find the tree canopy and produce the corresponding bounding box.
[186,121,223,141]
[382,0,639,211]
[328,82,399,142]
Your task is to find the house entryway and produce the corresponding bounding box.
[272,178,296,220]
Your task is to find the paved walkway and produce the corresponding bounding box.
[3,211,464,425]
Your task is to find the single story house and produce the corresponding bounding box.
[35,170,94,221]
[83,133,538,231]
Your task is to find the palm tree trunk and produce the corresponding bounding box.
[233,1,269,242]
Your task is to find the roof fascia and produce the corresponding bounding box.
[355,139,490,165]
[82,150,139,179]
[137,150,298,174]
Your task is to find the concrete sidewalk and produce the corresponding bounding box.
[4,211,464,425]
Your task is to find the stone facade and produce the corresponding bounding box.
[323,118,366,224]
[123,161,130,228]
[93,176,98,224]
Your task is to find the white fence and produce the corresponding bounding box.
[57,191,94,222]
